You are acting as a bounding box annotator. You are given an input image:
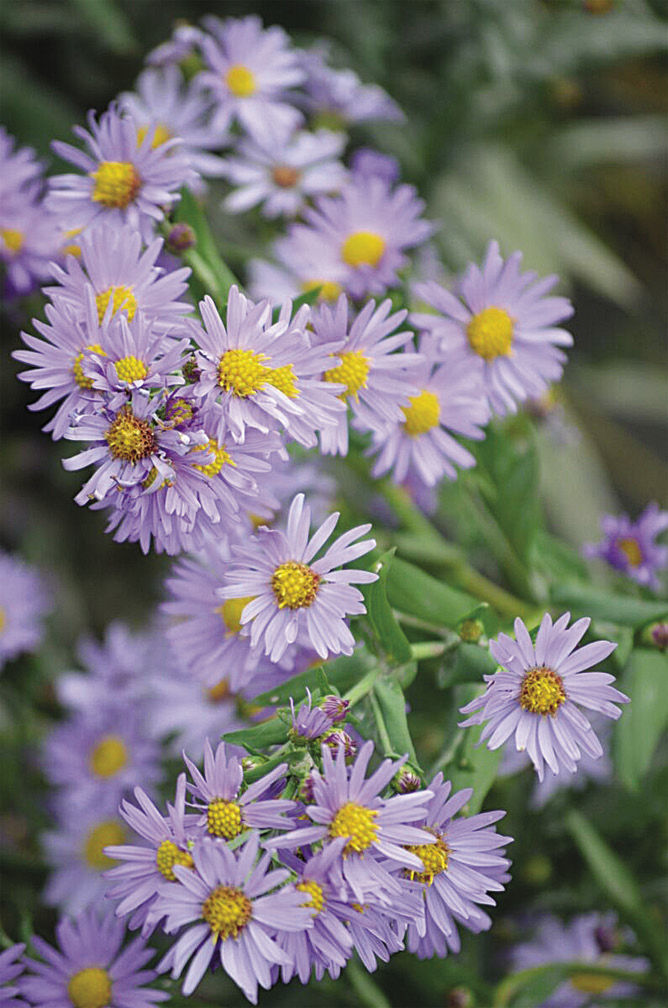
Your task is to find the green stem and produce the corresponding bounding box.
[493,962,666,1008]
[410,641,448,660]
[428,728,465,776]
[343,669,379,707]
[369,690,393,756]
[346,957,392,1008]
[393,609,453,636]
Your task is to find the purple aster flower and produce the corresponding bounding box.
[369,334,491,487]
[19,908,167,1007]
[311,294,423,456]
[344,900,407,973]
[153,833,313,1000]
[248,226,347,304]
[350,147,401,184]
[403,773,512,959]
[220,493,377,662]
[184,740,297,840]
[47,104,197,241]
[321,694,350,723]
[119,66,228,186]
[302,174,434,299]
[221,129,347,218]
[289,689,338,741]
[584,502,668,591]
[459,612,628,782]
[1,189,62,298]
[511,912,649,1008]
[299,46,404,126]
[146,23,203,68]
[198,15,304,142]
[0,552,51,669]
[0,127,43,205]
[195,287,345,446]
[0,943,26,1008]
[413,241,574,417]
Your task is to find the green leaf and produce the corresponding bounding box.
[223,718,288,750]
[551,583,668,629]
[615,649,668,790]
[438,643,497,688]
[531,530,588,583]
[362,549,413,666]
[386,557,478,628]
[173,187,239,304]
[372,676,418,764]
[445,725,503,815]
[251,649,374,708]
[69,0,137,54]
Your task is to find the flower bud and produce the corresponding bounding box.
[166,222,196,254]
[459,618,484,644]
[393,765,422,793]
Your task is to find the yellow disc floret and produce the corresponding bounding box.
[105,407,157,463]
[82,820,125,870]
[207,799,243,839]
[217,596,255,636]
[67,966,112,1008]
[225,64,256,97]
[519,665,566,716]
[218,349,270,397]
[1,229,24,254]
[114,355,148,384]
[0,608,5,634]
[202,884,252,939]
[95,285,137,325]
[466,306,514,361]
[272,561,320,610]
[137,122,172,148]
[193,439,235,477]
[402,390,440,436]
[206,678,232,704]
[341,231,386,268]
[297,879,326,915]
[268,364,299,398]
[617,537,642,567]
[272,165,300,188]
[156,839,195,881]
[89,734,128,778]
[91,161,140,209]
[73,343,106,390]
[323,351,370,400]
[301,279,343,303]
[571,973,614,995]
[405,834,450,884]
[329,801,378,854]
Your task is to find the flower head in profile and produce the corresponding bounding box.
[299,46,404,126]
[0,943,26,1008]
[221,493,377,662]
[459,613,628,781]
[19,908,167,1008]
[584,502,668,591]
[413,240,574,416]
[0,552,51,669]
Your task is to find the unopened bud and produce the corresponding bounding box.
[647,622,668,651]
[241,756,260,772]
[321,729,356,758]
[393,765,422,793]
[594,922,619,954]
[446,987,474,1008]
[299,774,315,804]
[320,695,350,723]
[166,222,196,254]
[459,619,484,644]
[182,356,201,384]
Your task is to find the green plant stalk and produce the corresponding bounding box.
[346,956,392,1008]
[343,668,379,707]
[410,640,448,660]
[369,689,394,756]
[493,961,667,1007]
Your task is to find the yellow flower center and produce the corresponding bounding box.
[301,279,343,303]
[193,439,235,477]
[617,537,642,567]
[73,343,106,390]
[88,734,127,778]
[405,833,450,885]
[329,801,378,854]
[82,820,125,870]
[268,364,299,398]
[67,967,112,1008]
[323,350,370,400]
[297,879,326,915]
[165,398,194,426]
[137,122,172,148]
[519,665,566,716]
[271,561,320,610]
[91,161,140,209]
[0,608,5,633]
[571,973,614,995]
[202,884,252,939]
[272,164,301,188]
[105,407,157,463]
[95,285,137,325]
[206,678,232,704]
[466,306,514,361]
[341,231,386,268]
[62,228,83,258]
[402,390,440,436]
[226,64,256,97]
[216,596,254,636]
[218,348,270,397]
[1,228,24,254]
[155,839,195,881]
[207,799,243,839]
[114,355,148,384]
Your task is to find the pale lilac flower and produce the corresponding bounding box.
[48,104,197,241]
[350,147,401,184]
[154,834,313,1000]
[147,23,204,67]
[289,689,338,740]
[0,552,51,669]
[198,15,304,142]
[413,240,574,417]
[221,129,347,218]
[19,908,167,1007]
[248,226,347,304]
[220,493,377,662]
[0,943,26,1008]
[1,191,62,297]
[459,613,628,782]
[0,126,43,205]
[369,334,490,487]
[584,502,668,591]
[299,46,404,125]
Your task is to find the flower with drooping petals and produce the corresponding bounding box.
[0,552,51,669]
[459,613,628,782]
[584,502,668,590]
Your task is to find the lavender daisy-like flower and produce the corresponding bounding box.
[0,552,51,669]
[1,188,62,298]
[154,833,313,1000]
[369,334,491,487]
[459,612,628,782]
[221,129,347,218]
[19,908,167,1008]
[0,126,43,205]
[47,104,197,241]
[303,174,434,299]
[198,15,304,142]
[0,943,26,1008]
[221,493,377,661]
[289,689,339,741]
[413,240,574,417]
[584,502,668,590]
[299,46,404,126]
[248,225,347,304]
[311,294,423,456]
[184,740,297,841]
[147,22,203,68]
[511,912,649,1008]
[404,773,512,960]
